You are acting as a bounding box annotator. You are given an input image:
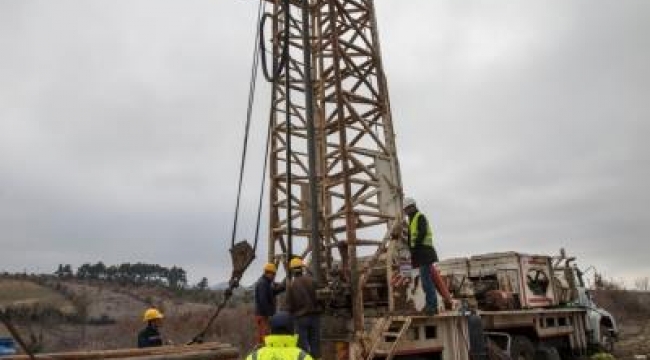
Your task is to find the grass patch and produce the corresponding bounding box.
[0,279,74,314]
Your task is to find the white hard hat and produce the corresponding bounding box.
[403,197,416,209]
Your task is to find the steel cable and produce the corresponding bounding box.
[190,0,293,344]
[187,0,267,344]
[229,0,266,250]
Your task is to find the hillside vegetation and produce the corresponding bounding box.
[0,275,255,354]
[2,275,649,358]
[0,280,73,312]
[593,289,650,358]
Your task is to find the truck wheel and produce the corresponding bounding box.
[535,344,560,360]
[510,336,535,360]
[600,324,614,353]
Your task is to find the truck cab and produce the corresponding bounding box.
[553,256,618,352]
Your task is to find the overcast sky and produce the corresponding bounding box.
[0,1,648,287]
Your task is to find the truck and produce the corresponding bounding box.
[354,248,618,360]
[230,1,620,359]
[305,241,619,360]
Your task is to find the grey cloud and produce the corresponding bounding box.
[0,1,648,285]
[383,1,650,283]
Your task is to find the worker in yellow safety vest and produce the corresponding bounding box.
[245,312,314,360]
[403,197,440,315]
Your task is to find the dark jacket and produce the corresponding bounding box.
[255,275,285,317]
[407,212,438,267]
[286,274,320,318]
[137,324,162,348]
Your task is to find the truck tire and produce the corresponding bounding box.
[600,324,614,353]
[468,313,487,358]
[510,336,535,360]
[535,344,560,360]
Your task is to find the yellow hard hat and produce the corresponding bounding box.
[143,308,164,322]
[289,258,304,269]
[264,263,277,273]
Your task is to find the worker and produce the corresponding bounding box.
[138,307,164,348]
[245,311,313,360]
[254,262,286,345]
[403,197,440,315]
[286,257,321,359]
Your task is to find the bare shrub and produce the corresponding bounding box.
[593,289,650,322]
[634,277,649,291]
[594,273,626,290]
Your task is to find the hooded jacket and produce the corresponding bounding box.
[245,335,313,360]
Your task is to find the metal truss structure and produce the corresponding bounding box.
[265,0,404,320]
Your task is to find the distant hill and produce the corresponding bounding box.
[0,274,255,354]
[211,281,253,291]
[210,282,230,290]
[0,278,74,314]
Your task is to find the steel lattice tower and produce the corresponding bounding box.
[265,0,404,335]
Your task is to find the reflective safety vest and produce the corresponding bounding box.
[246,335,313,360]
[409,212,433,248]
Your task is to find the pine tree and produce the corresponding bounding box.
[196,277,209,291]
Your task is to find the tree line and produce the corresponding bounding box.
[54,262,189,289]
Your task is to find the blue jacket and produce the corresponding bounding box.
[137,324,162,348]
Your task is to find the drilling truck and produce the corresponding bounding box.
[241,1,620,359]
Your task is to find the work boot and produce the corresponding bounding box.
[424,306,438,316]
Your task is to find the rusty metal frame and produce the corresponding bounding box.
[266,0,403,328]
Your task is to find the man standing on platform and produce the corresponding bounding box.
[403,197,440,315]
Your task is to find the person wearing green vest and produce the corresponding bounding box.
[245,312,314,360]
[404,197,439,315]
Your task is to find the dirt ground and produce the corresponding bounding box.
[593,289,650,359]
[614,320,650,359]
